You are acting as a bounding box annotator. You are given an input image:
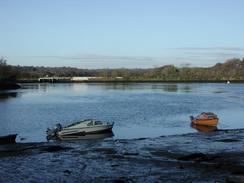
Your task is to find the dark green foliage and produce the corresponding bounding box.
[0,57,18,82]
[1,58,244,81]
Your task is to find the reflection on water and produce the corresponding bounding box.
[162,84,178,92]
[0,92,18,100]
[0,83,244,142]
[56,132,114,141]
[20,83,39,90]
[213,90,227,94]
[101,82,132,90]
[180,85,193,93]
[99,83,194,93]
[191,124,218,132]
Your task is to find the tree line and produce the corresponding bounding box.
[0,57,19,81]
[1,57,244,81]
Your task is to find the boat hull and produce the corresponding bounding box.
[58,124,113,136]
[191,118,218,126]
[0,134,17,144]
[191,124,217,132]
[58,132,114,141]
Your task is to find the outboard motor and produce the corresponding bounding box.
[190,116,194,121]
[54,123,62,131]
[46,123,62,140]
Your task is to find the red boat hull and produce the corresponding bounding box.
[191,118,218,126]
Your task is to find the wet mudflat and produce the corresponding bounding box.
[0,129,244,183]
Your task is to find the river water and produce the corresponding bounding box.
[0,83,243,142]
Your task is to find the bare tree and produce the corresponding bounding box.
[0,57,7,65]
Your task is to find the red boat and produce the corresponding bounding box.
[0,134,17,144]
[190,112,219,126]
[191,124,217,132]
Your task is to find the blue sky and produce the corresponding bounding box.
[0,0,244,68]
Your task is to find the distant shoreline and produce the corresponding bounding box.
[2,58,244,84]
[17,79,244,83]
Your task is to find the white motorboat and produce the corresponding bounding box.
[47,119,114,140]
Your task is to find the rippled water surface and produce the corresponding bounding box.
[0,83,244,142]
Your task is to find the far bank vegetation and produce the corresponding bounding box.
[1,57,244,81]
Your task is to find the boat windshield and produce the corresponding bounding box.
[66,120,89,127]
[65,119,103,127]
[87,121,93,126]
[94,121,103,125]
[197,112,217,119]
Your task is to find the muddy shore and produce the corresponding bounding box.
[0,129,244,183]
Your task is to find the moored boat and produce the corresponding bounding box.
[191,124,217,132]
[47,119,114,140]
[190,112,219,126]
[0,134,17,144]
